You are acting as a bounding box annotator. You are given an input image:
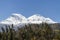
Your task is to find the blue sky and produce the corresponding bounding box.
[0,0,60,22]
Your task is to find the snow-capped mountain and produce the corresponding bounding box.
[28,14,56,24]
[0,13,56,25]
[0,13,27,25]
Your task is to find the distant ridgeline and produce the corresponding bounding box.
[0,23,60,40]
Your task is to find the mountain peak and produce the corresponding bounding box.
[12,13,23,17]
[0,13,27,25]
[31,14,43,17]
[0,13,57,25]
[28,14,56,23]
[28,14,45,21]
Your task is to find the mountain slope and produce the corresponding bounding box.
[0,13,57,25]
[28,14,56,24]
[0,13,27,25]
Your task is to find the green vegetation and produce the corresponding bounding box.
[0,23,60,40]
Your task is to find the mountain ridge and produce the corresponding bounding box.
[0,13,57,25]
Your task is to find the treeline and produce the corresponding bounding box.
[0,23,60,40]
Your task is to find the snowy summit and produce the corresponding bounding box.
[0,13,56,25]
